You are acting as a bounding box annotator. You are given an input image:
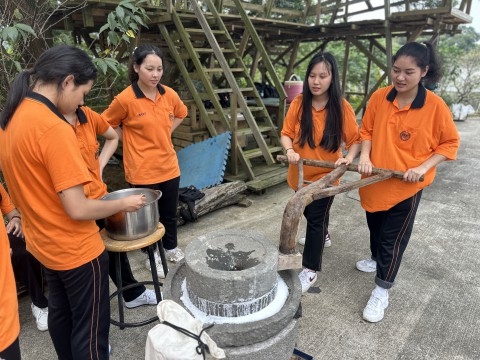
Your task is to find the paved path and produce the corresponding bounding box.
[17,117,479,359]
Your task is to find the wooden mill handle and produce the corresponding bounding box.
[276,155,424,182]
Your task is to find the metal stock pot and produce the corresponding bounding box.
[100,188,162,241]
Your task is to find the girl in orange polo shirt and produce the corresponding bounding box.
[1,183,49,332]
[64,105,157,308]
[0,208,20,359]
[356,42,459,323]
[0,45,146,359]
[280,52,361,293]
[103,45,188,277]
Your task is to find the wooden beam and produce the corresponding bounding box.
[278,171,391,256]
[273,43,295,66]
[237,29,249,58]
[385,0,392,84]
[279,166,347,255]
[285,41,300,81]
[82,5,94,28]
[350,38,388,72]
[264,0,275,18]
[315,0,321,26]
[342,40,350,95]
[371,38,386,53]
[407,25,425,42]
[230,92,238,175]
[159,23,218,138]
[232,0,287,99]
[276,156,423,181]
[362,40,374,117]
[294,42,328,68]
[190,0,276,165]
[250,50,260,79]
[277,252,303,271]
[354,73,387,115]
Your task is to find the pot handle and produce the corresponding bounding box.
[288,74,301,81]
[153,190,162,200]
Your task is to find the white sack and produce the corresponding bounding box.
[145,300,225,360]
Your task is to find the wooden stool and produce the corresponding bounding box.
[100,223,169,329]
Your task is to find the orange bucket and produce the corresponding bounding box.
[283,74,303,103]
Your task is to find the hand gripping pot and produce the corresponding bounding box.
[101,188,162,241]
[283,74,303,103]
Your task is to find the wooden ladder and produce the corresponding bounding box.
[159,0,283,182]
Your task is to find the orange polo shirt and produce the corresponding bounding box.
[0,209,19,352]
[359,85,460,212]
[281,96,360,190]
[102,81,188,185]
[0,183,15,214]
[74,106,110,199]
[0,92,104,271]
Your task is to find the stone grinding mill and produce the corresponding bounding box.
[164,157,417,359]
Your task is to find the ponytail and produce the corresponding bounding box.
[0,70,33,129]
[0,45,97,130]
[422,42,443,86]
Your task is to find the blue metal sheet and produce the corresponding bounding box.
[178,131,231,189]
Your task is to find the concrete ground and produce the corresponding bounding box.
[17,117,479,359]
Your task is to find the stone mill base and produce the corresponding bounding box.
[164,261,302,360]
[223,319,298,360]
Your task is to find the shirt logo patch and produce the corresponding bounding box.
[137,112,146,117]
[169,113,174,121]
[400,130,411,141]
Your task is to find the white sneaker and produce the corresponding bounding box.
[299,268,317,293]
[363,289,389,322]
[124,289,158,309]
[297,233,331,247]
[165,247,184,263]
[145,248,165,278]
[356,258,377,273]
[31,303,48,331]
[324,233,332,247]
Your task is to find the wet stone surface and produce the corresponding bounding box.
[205,244,258,271]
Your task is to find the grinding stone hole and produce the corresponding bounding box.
[206,243,259,271]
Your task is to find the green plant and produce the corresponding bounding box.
[84,0,150,80]
[99,1,148,48]
[1,22,36,73]
[0,7,37,105]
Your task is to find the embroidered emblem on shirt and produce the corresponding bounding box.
[169,113,174,121]
[400,131,411,141]
[137,112,146,117]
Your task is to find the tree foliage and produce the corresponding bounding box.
[0,0,87,106]
[437,26,480,106]
[0,0,150,109]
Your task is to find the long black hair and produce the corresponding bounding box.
[0,45,97,130]
[392,41,443,87]
[128,44,163,83]
[298,52,344,152]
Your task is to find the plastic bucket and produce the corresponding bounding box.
[283,74,303,103]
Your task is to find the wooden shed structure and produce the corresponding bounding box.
[57,0,473,191]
